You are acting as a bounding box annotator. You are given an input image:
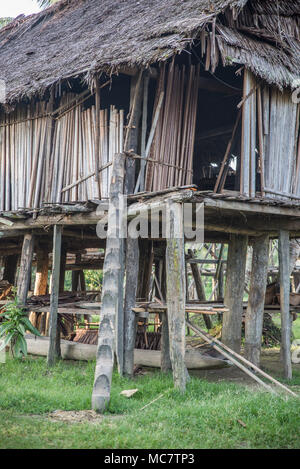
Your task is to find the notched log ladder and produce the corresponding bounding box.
[92,153,125,413]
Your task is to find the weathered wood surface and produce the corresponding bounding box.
[26,335,229,369]
[244,235,269,366]
[92,153,125,413]
[166,201,187,391]
[30,248,49,332]
[123,238,139,377]
[47,225,62,366]
[279,230,292,380]
[222,234,248,353]
[17,233,35,305]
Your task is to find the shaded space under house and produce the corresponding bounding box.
[0,0,300,410]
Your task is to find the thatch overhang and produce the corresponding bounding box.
[0,0,299,104]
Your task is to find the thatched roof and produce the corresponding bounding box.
[0,0,299,103]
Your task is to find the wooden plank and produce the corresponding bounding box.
[222,234,248,353]
[47,225,62,366]
[244,234,269,366]
[279,230,292,380]
[166,202,187,391]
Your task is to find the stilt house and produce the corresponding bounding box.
[0,0,299,411]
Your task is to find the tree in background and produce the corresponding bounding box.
[37,0,60,8]
[0,18,13,28]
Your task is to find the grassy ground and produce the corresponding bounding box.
[0,354,300,449]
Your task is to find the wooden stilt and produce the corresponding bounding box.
[123,238,139,377]
[59,247,67,293]
[222,234,248,353]
[17,234,35,305]
[160,311,172,372]
[92,154,125,413]
[137,239,153,301]
[166,202,187,391]
[279,230,292,380]
[47,225,62,367]
[245,234,269,366]
[31,248,49,330]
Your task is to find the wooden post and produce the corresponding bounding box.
[245,235,269,366]
[160,311,172,372]
[47,225,62,367]
[137,239,153,301]
[279,230,292,380]
[30,248,49,330]
[166,202,187,391]
[59,247,67,293]
[123,238,139,377]
[92,154,125,413]
[222,234,248,353]
[17,234,35,305]
[3,254,19,285]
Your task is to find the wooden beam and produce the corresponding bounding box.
[279,230,292,380]
[17,234,35,305]
[47,225,62,367]
[166,202,187,391]
[244,234,269,366]
[222,235,248,353]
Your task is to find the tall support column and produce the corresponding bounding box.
[92,154,125,413]
[166,202,187,391]
[47,225,62,367]
[222,234,248,353]
[123,238,139,377]
[17,233,35,305]
[279,230,292,380]
[245,235,269,366]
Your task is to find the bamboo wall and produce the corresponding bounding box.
[0,94,124,211]
[241,70,300,199]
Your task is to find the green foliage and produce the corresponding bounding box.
[36,0,59,9]
[84,270,103,291]
[0,294,40,359]
[0,18,13,28]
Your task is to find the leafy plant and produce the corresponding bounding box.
[0,295,41,359]
[36,0,59,9]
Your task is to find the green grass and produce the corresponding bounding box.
[0,356,300,449]
[272,315,300,340]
